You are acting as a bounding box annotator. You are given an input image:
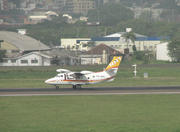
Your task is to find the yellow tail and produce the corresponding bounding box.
[105,56,122,71]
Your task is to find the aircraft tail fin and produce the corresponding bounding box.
[105,56,122,74]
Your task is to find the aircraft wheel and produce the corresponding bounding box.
[55,86,59,90]
[77,85,81,89]
[73,85,77,90]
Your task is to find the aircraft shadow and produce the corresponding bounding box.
[1,86,180,93]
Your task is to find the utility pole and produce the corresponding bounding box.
[132,64,137,77]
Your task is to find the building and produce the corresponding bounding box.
[51,0,66,10]
[95,0,104,8]
[80,44,123,65]
[43,49,80,66]
[102,31,164,53]
[28,11,58,24]
[61,31,166,54]
[156,42,172,61]
[0,52,52,66]
[130,7,163,21]
[0,31,50,58]
[0,48,80,66]
[61,38,91,51]
[64,0,95,15]
[28,15,49,24]
[0,0,8,10]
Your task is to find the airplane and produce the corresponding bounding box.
[45,56,122,89]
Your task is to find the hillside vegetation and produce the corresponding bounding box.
[0,1,180,46]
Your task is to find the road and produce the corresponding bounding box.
[1,86,180,96]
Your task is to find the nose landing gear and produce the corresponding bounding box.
[72,85,81,90]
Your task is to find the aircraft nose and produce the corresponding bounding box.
[45,79,50,84]
[45,78,56,84]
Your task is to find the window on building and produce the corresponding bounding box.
[0,40,4,48]
[149,46,153,50]
[144,46,147,50]
[31,59,38,64]
[3,59,8,63]
[11,59,16,63]
[21,60,28,64]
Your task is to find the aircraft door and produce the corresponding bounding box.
[64,74,67,80]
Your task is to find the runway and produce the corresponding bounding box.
[1,86,180,96]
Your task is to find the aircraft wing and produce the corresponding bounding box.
[68,72,85,79]
[70,71,94,79]
[56,69,71,73]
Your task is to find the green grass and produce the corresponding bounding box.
[0,64,180,88]
[1,95,180,132]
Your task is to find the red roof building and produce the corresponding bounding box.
[85,44,123,55]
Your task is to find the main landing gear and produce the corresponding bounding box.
[72,85,81,90]
[55,85,59,90]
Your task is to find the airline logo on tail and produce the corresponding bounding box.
[105,56,122,71]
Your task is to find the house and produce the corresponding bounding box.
[80,44,123,65]
[28,15,49,24]
[28,11,59,24]
[0,48,81,66]
[0,52,52,66]
[156,42,172,61]
[43,49,80,66]
[0,31,50,58]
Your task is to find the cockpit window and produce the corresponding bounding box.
[56,75,64,77]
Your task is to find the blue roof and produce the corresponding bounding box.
[91,37,120,41]
[136,37,169,41]
[76,36,169,43]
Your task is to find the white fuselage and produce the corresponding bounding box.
[45,70,115,86]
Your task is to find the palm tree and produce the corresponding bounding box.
[122,31,136,53]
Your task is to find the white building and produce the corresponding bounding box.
[156,42,172,61]
[130,7,163,21]
[28,15,49,24]
[61,38,91,51]
[0,52,52,66]
[80,55,102,65]
[61,32,164,53]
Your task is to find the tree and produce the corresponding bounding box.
[0,50,6,62]
[122,31,136,53]
[83,41,96,47]
[168,40,180,62]
[132,45,137,52]
[159,0,178,9]
[88,2,134,26]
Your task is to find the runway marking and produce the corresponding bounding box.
[1,91,180,97]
